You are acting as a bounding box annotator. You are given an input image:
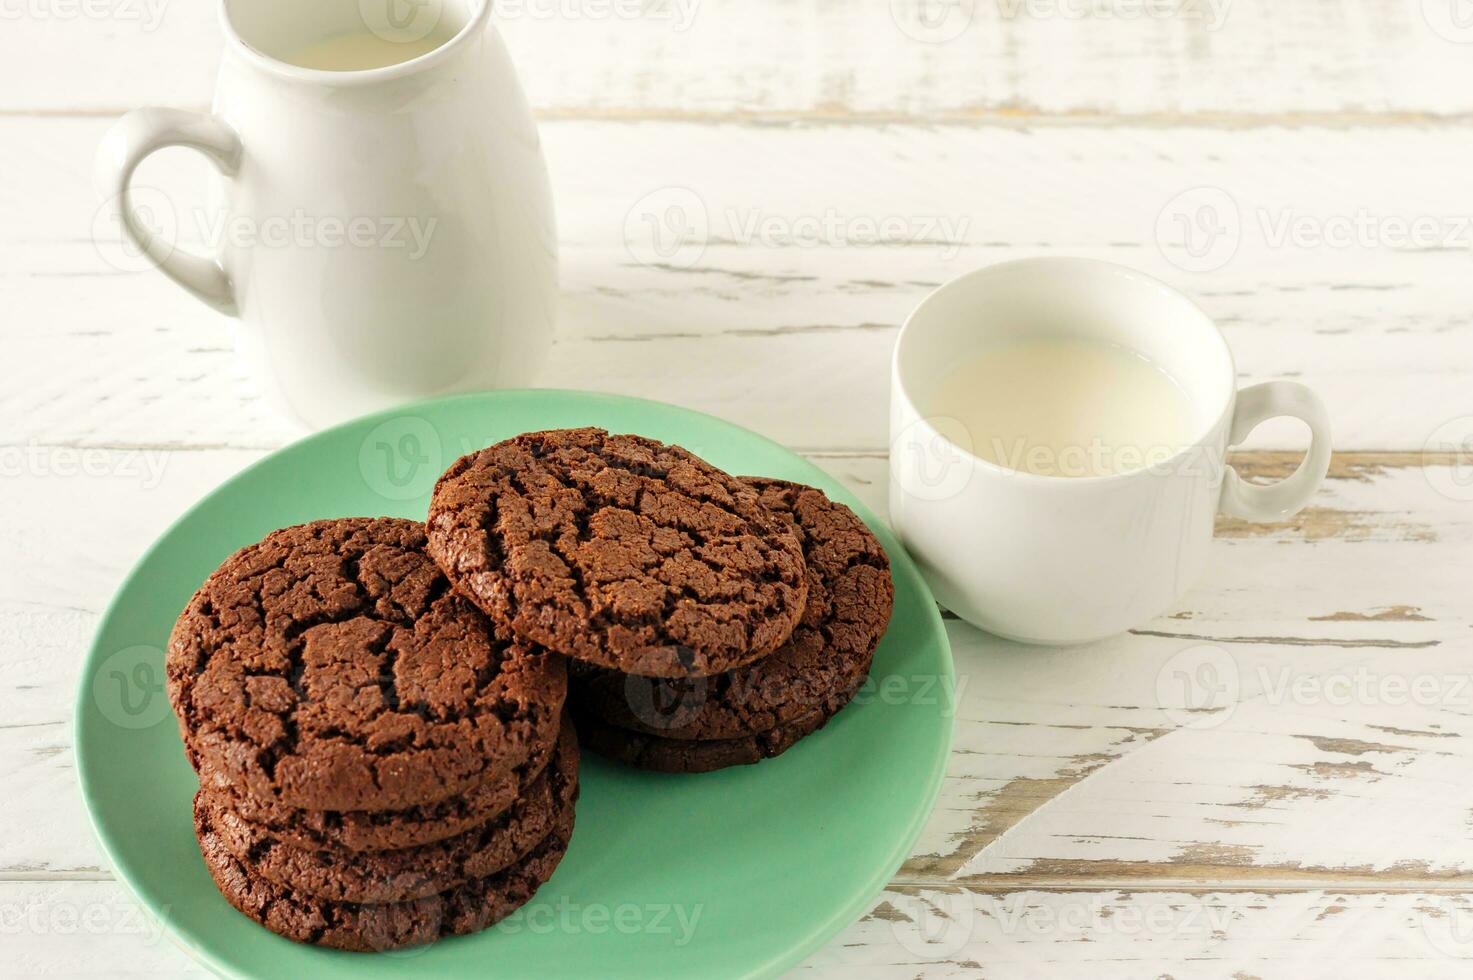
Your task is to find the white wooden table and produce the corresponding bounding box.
[5,1,1473,976]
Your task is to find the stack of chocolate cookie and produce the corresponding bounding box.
[166,518,572,951]
[425,428,895,774]
[164,429,895,951]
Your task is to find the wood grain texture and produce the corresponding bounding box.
[8,118,1473,452]
[5,0,1473,119]
[801,886,1473,978]
[833,458,1473,891]
[4,880,1472,978]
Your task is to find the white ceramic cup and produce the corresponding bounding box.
[889,258,1331,645]
[94,0,557,430]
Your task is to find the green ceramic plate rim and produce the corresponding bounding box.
[74,389,954,980]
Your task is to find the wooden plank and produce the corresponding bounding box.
[800,886,1473,978]
[5,0,1473,119]
[820,454,1473,887]
[2,880,1470,978]
[7,118,1473,452]
[0,881,205,978]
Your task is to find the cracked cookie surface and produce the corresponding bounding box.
[427,428,808,678]
[203,718,579,903]
[166,518,567,812]
[210,716,560,853]
[571,478,893,740]
[573,701,840,774]
[195,794,574,951]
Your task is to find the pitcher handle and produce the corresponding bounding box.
[95,107,243,316]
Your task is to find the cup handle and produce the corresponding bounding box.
[1218,381,1332,521]
[94,107,243,316]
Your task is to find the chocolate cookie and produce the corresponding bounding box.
[573,701,840,774]
[571,478,893,740]
[203,719,579,903]
[210,719,559,853]
[195,797,574,951]
[426,428,808,678]
[167,518,566,812]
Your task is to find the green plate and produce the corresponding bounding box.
[75,390,953,979]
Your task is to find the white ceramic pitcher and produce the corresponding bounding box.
[96,0,557,429]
